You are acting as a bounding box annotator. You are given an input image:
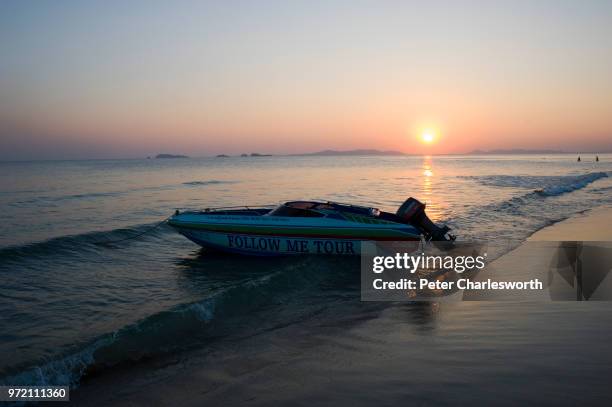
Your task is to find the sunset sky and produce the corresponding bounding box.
[1,0,611,159]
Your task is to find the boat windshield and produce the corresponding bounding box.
[267,202,325,217]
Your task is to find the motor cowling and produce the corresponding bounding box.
[396,198,454,241]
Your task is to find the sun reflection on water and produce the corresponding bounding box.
[421,156,443,222]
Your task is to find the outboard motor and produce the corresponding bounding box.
[396,198,455,241]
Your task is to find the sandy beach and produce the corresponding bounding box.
[464,205,612,301]
[528,205,612,241]
[67,206,612,406]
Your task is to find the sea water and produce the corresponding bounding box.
[0,154,611,397]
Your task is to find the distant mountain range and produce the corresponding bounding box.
[299,149,406,156]
[467,149,568,155]
[151,148,604,160]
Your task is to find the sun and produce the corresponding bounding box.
[421,130,435,144]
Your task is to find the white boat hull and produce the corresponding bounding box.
[178,229,363,255]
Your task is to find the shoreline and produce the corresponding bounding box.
[67,205,612,406]
[464,205,612,301]
[527,205,612,241]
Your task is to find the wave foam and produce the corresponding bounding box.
[535,172,608,196]
[463,171,608,196]
[0,269,290,389]
[0,222,172,261]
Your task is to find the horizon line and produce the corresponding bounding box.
[1,150,609,163]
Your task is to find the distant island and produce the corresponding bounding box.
[211,153,272,158]
[155,153,188,159]
[150,148,600,160]
[300,149,406,156]
[468,149,567,155]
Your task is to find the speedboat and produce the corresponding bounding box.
[168,197,454,256]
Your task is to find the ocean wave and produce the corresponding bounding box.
[0,254,357,389]
[0,263,328,388]
[462,171,608,194]
[0,221,172,261]
[450,171,611,244]
[182,180,237,186]
[10,191,125,207]
[0,295,226,387]
[485,172,607,215]
[9,180,237,208]
[534,172,609,196]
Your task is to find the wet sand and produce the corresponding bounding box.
[465,205,612,301]
[528,205,612,241]
[68,206,612,406]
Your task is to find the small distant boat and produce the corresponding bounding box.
[168,198,454,255]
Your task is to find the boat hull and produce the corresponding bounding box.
[177,229,367,255]
[169,213,421,256]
